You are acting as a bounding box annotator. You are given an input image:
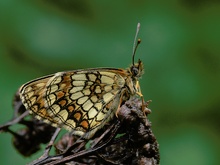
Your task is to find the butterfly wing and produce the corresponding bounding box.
[19,68,127,138]
[19,74,55,121]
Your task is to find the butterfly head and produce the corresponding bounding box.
[130,59,144,79]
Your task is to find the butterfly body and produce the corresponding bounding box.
[19,60,144,139]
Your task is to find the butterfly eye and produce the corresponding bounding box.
[131,67,139,76]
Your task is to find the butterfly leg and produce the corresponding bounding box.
[115,89,127,118]
[135,81,146,114]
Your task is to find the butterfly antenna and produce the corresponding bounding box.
[132,23,141,65]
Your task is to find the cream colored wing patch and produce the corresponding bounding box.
[19,69,126,138]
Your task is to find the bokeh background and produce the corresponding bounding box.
[0,0,219,164]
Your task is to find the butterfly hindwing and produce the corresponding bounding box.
[19,68,127,138]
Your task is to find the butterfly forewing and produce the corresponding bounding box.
[19,68,129,138]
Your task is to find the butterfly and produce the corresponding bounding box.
[19,23,144,139]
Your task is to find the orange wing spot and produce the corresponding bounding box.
[105,101,112,110]
[34,99,45,110]
[38,108,48,117]
[80,120,89,130]
[67,105,75,112]
[62,75,72,87]
[111,69,128,77]
[59,100,67,107]
[74,112,81,121]
[57,91,65,99]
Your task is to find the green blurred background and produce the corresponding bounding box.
[0,0,219,164]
